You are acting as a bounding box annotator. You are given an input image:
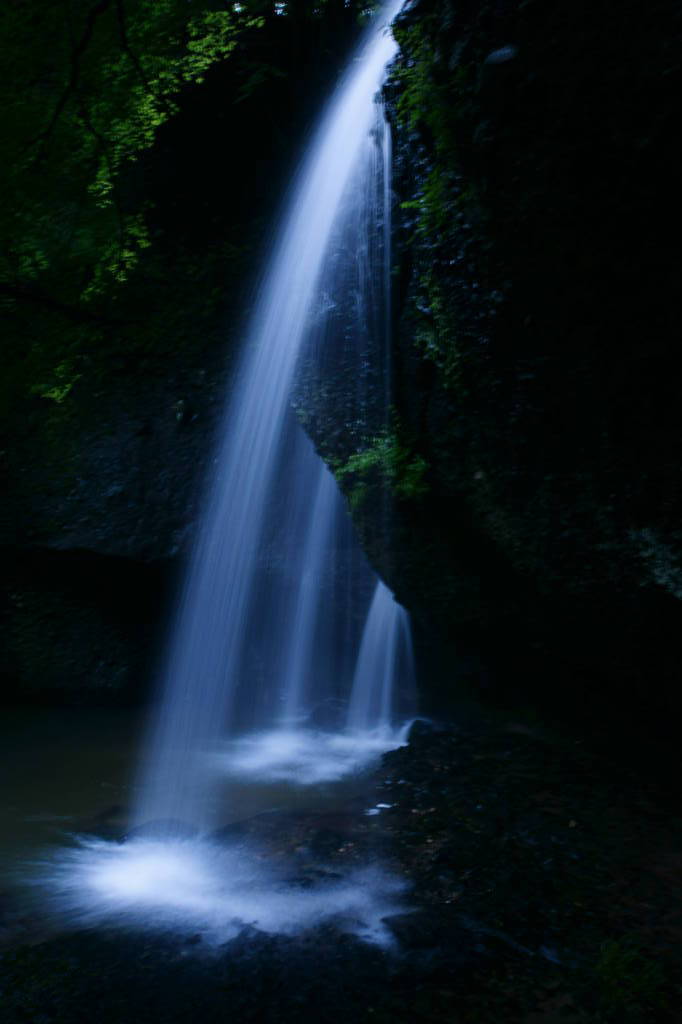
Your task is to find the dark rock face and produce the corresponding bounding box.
[0,327,228,703]
[1,548,173,703]
[2,359,222,565]
[313,0,682,731]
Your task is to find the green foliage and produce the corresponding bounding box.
[1,0,378,417]
[413,270,465,388]
[334,431,428,508]
[400,170,474,388]
[32,361,83,405]
[0,0,267,413]
[1,1,257,301]
[392,27,435,131]
[392,18,473,157]
[390,11,496,391]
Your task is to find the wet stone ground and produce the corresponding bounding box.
[1,715,681,1023]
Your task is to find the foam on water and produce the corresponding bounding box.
[29,837,407,947]
[212,723,412,785]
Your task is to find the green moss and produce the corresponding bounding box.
[333,430,428,508]
[413,271,467,388]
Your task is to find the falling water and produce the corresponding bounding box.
[278,459,339,725]
[347,580,415,735]
[134,0,412,834]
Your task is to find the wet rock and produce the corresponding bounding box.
[307,827,347,859]
[406,718,435,743]
[484,45,518,64]
[312,0,682,747]
[383,910,448,949]
[209,820,255,843]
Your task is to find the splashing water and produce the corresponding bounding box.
[347,580,415,736]
[34,836,407,947]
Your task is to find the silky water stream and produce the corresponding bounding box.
[10,1,416,948]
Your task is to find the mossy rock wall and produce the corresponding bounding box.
[319,0,682,730]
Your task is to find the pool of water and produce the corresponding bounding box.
[0,708,406,947]
[0,708,142,876]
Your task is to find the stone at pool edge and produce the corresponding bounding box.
[382,909,485,967]
[406,718,436,744]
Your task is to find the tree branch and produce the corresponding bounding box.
[27,0,112,154]
[0,281,119,326]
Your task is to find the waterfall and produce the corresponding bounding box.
[278,457,340,726]
[134,0,413,834]
[347,580,415,735]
